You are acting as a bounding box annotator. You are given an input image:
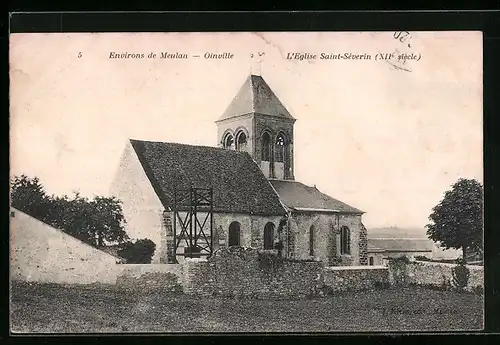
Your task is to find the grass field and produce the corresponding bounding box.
[10,282,483,333]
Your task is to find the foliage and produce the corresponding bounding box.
[426,178,483,260]
[10,175,51,221]
[117,239,156,264]
[451,258,470,291]
[11,175,129,247]
[414,255,431,261]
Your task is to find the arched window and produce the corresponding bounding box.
[263,222,275,250]
[235,131,247,152]
[309,225,315,256]
[223,133,234,150]
[261,132,271,161]
[340,226,351,255]
[275,133,285,163]
[228,221,241,247]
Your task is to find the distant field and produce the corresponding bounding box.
[368,227,428,238]
[10,282,483,333]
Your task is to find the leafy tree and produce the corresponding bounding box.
[118,239,156,264]
[10,175,129,248]
[426,178,483,260]
[10,175,51,220]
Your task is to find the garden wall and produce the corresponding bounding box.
[183,247,325,298]
[323,265,390,292]
[115,264,183,293]
[10,208,120,285]
[405,260,483,292]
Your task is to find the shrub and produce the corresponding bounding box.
[451,258,470,291]
[117,239,156,264]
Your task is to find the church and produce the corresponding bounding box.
[110,74,368,266]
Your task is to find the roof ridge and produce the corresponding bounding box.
[249,75,256,113]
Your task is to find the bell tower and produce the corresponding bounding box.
[215,74,296,180]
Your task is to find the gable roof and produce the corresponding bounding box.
[218,75,295,122]
[130,139,287,216]
[269,180,363,214]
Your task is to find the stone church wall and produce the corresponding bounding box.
[289,212,364,266]
[109,141,166,264]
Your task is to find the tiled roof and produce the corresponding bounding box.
[130,139,287,216]
[218,75,295,121]
[269,180,363,214]
[368,238,434,252]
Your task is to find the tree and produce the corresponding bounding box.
[10,174,129,248]
[426,178,483,260]
[10,175,51,221]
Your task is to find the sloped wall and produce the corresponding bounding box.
[10,208,121,285]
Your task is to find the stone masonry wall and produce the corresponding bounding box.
[183,247,324,298]
[403,261,483,292]
[323,266,390,292]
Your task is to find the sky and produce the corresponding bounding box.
[9,32,483,229]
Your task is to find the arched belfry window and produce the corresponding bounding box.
[263,222,275,250]
[309,225,315,256]
[275,133,286,163]
[228,221,241,247]
[261,132,271,161]
[235,131,247,152]
[340,226,351,255]
[223,133,235,150]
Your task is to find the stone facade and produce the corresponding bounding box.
[109,141,166,264]
[289,212,364,266]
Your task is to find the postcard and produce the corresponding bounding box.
[9,31,483,333]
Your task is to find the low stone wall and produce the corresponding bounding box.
[183,247,324,298]
[404,261,483,292]
[323,266,390,292]
[115,264,183,293]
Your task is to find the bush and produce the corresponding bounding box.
[451,258,470,291]
[117,239,156,264]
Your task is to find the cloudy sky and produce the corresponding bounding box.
[10,32,483,229]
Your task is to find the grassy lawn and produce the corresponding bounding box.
[10,282,483,333]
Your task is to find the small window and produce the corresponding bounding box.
[275,133,285,163]
[340,226,350,255]
[261,132,271,161]
[263,222,275,250]
[235,131,248,152]
[369,257,374,266]
[309,225,315,256]
[228,221,241,247]
[223,133,235,150]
